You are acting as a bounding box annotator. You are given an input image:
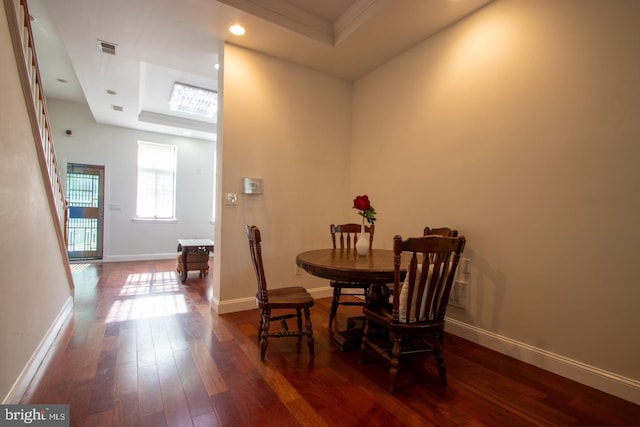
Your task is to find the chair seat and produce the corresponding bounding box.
[363,303,444,333]
[269,286,308,294]
[257,287,314,308]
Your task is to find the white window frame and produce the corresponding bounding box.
[135,141,177,221]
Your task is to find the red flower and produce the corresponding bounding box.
[353,195,377,224]
[353,195,371,212]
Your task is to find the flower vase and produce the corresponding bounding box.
[355,224,369,256]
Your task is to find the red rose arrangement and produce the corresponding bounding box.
[353,195,377,225]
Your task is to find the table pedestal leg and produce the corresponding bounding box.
[332,317,366,351]
[331,284,389,351]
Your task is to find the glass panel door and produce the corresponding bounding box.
[66,163,104,260]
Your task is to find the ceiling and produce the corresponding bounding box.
[28,0,493,141]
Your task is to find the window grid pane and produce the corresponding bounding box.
[67,218,98,251]
[136,142,176,219]
[67,173,99,208]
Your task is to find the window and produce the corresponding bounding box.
[136,141,177,219]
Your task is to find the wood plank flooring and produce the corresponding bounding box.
[21,259,640,426]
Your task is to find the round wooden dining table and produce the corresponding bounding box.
[296,248,409,351]
[295,248,408,287]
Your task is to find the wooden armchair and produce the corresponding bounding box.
[328,223,375,329]
[359,234,466,393]
[246,225,315,361]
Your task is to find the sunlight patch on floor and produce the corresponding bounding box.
[70,263,91,272]
[106,293,189,322]
[104,270,188,322]
[120,271,180,296]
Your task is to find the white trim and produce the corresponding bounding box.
[131,218,178,224]
[3,297,74,404]
[102,252,181,262]
[213,296,255,314]
[308,286,333,300]
[445,317,640,405]
[334,0,388,45]
[211,286,333,315]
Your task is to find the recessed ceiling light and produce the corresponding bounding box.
[111,105,123,112]
[229,24,245,36]
[106,89,117,95]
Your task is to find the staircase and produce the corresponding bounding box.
[4,0,73,290]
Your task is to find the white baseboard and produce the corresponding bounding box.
[211,286,333,315]
[3,297,74,404]
[445,317,640,406]
[103,252,179,262]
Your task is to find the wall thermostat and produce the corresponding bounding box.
[242,177,263,194]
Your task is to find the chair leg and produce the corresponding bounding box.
[389,336,401,394]
[433,336,447,385]
[260,308,270,361]
[329,286,341,329]
[358,318,371,364]
[304,307,314,359]
[296,308,303,332]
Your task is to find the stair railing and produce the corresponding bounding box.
[4,0,73,290]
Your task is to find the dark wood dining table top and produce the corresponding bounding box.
[295,248,409,285]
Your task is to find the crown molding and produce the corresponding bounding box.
[218,0,334,44]
[334,0,388,45]
[218,0,387,46]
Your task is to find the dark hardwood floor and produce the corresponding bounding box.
[21,259,640,426]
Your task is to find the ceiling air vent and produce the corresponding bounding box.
[111,105,123,112]
[98,40,117,55]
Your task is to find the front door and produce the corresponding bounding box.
[66,163,104,260]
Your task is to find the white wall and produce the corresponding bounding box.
[0,1,72,402]
[351,0,640,400]
[49,100,216,261]
[214,45,353,311]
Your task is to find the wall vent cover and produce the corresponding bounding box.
[98,40,117,55]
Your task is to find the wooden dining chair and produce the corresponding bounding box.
[246,225,315,361]
[423,226,458,237]
[359,234,466,393]
[328,223,375,329]
[423,227,459,343]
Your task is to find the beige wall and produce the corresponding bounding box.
[216,0,640,403]
[0,0,72,402]
[352,0,640,385]
[214,45,353,309]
